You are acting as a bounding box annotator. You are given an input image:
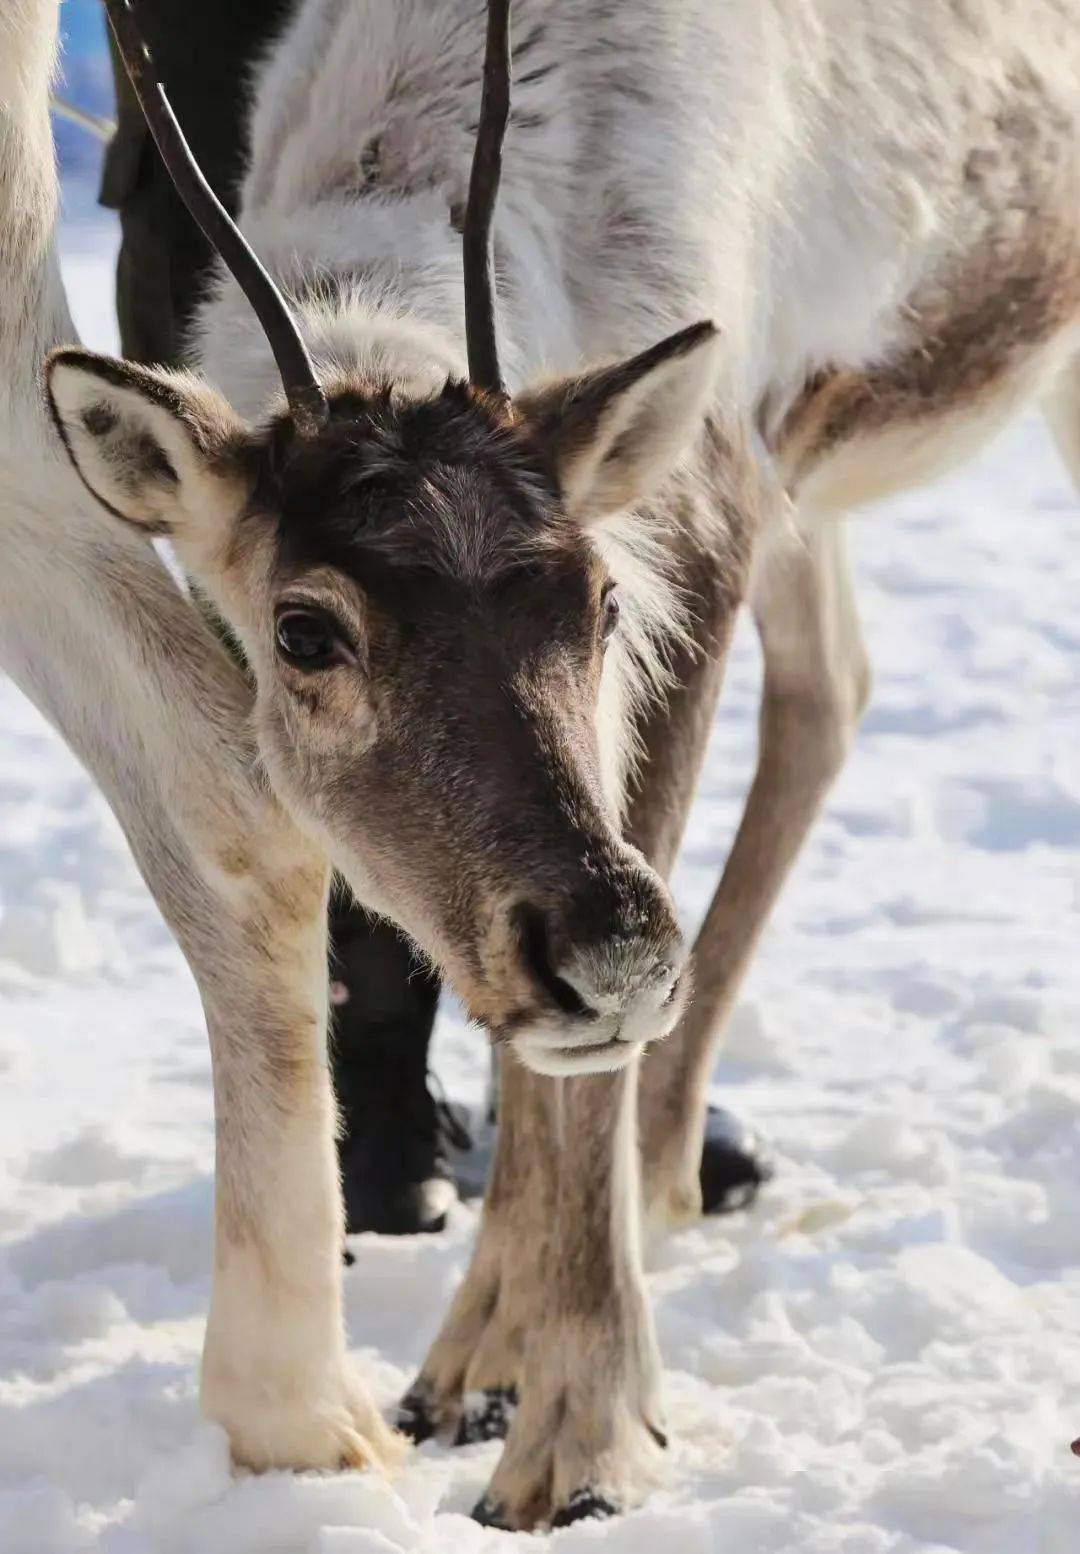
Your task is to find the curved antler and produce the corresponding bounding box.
[103,0,328,437]
[463,0,513,398]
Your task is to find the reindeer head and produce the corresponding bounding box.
[44,0,719,1076]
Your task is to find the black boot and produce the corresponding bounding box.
[699,1105,775,1214]
[330,899,467,1236]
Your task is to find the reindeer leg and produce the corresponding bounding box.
[640,518,871,1225]
[620,480,769,1217]
[475,1066,665,1529]
[398,1054,554,1447]
[477,1065,665,1529]
[401,1055,665,1528]
[0,518,403,1473]
[3,431,399,1476]
[3,24,398,1472]
[198,887,403,1473]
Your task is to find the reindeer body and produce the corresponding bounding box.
[2,0,1080,1531]
[199,0,1080,497]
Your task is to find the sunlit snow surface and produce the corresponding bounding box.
[1,193,1079,1549]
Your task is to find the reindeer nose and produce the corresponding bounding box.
[516,869,686,1044]
[557,948,683,1035]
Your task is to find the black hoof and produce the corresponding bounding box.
[454,1385,519,1445]
[396,1381,437,1445]
[551,1488,619,1527]
[700,1105,775,1216]
[472,1496,513,1529]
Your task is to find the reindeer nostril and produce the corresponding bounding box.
[517,905,592,1019]
[660,967,682,1007]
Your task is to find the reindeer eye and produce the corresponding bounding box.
[601,585,620,642]
[275,608,351,670]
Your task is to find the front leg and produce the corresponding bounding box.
[0,21,396,1478]
[403,1055,664,1529]
[193,848,403,1473]
[2,546,404,1476]
[479,1060,665,1529]
[398,1056,553,1447]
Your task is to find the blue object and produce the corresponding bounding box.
[55,0,115,178]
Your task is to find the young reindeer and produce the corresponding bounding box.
[6,0,1080,1534]
[6,0,705,1521]
[179,0,1079,1527]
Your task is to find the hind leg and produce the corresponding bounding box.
[641,517,871,1224]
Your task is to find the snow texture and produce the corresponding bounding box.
[1,181,1079,1554]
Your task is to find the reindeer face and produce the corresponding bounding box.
[46,323,719,1074]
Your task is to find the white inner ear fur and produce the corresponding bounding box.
[47,357,247,543]
[561,330,721,518]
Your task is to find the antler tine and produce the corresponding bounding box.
[102,0,328,437]
[463,0,513,398]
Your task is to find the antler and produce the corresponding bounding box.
[102,0,328,437]
[463,0,513,398]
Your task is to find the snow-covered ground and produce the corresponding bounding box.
[2,188,1079,1549]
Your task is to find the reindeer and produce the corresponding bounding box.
[4,0,705,1513]
[3,0,1078,1532]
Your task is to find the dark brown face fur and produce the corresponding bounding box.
[237,383,685,1074]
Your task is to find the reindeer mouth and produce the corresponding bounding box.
[484,889,687,1078]
[517,1032,636,1078]
[512,976,685,1077]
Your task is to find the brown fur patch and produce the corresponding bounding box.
[777,227,1080,490]
[778,48,1080,491]
[243,376,569,587]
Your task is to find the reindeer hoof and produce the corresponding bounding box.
[551,1487,619,1527]
[471,1495,513,1529]
[454,1385,518,1445]
[395,1381,437,1444]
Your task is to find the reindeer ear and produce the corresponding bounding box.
[516,321,720,518]
[46,349,250,541]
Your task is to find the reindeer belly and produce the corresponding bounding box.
[768,36,1080,517]
[770,206,1080,515]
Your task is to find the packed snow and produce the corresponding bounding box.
[1,174,1079,1554]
